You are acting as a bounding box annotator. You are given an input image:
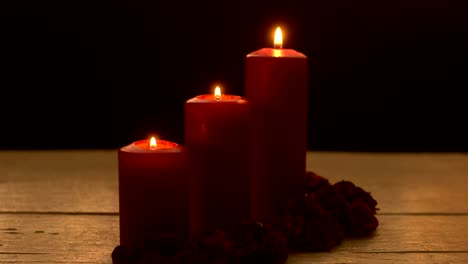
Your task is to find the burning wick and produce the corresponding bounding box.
[149,137,157,150]
[214,86,221,101]
[274,27,283,49]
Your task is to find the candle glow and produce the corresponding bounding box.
[274,27,283,49]
[214,86,221,101]
[149,137,157,150]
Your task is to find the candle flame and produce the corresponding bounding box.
[214,86,221,100]
[150,137,157,150]
[274,27,283,49]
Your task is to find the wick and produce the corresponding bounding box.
[274,43,283,49]
[215,95,221,101]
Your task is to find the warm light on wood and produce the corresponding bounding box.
[149,137,157,150]
[214,86,221,100]
[274,27,283,49]
[3,151,468,263]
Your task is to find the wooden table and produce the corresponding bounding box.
[1,151,467,263]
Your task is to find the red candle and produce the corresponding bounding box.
[118,137,188,247]
[185,86,250,237]
[245,27,308,224]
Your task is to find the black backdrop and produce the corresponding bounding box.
[1,0,467,151]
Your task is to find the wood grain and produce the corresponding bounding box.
[1,151,467,213]
[1,151,468,263]
[0,151,118,213]
[1,214,468,263]
[306,152,468,213]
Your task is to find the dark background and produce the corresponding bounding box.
[1,0,467,151]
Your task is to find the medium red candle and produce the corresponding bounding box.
[245,27,308,224]
[118,137,188,247]
[185,86,250,237]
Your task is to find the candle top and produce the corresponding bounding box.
[187,94,247,104]
[120,139,182,153]
[247,48,306,58]
[247,27,306,58]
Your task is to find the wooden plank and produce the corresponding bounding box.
[0,151,119,213]
[1,151,468,213]
[0,214,117,264]
[307,152,468,213]
[1,214,467,263]
[289,252,468,264]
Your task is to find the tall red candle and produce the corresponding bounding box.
[245,27,308,224]
[185,87,250,237]
[118,137,188,247]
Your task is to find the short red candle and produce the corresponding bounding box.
[118,138,188,247]
[245,27,308,224]
[185,89,250,237]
